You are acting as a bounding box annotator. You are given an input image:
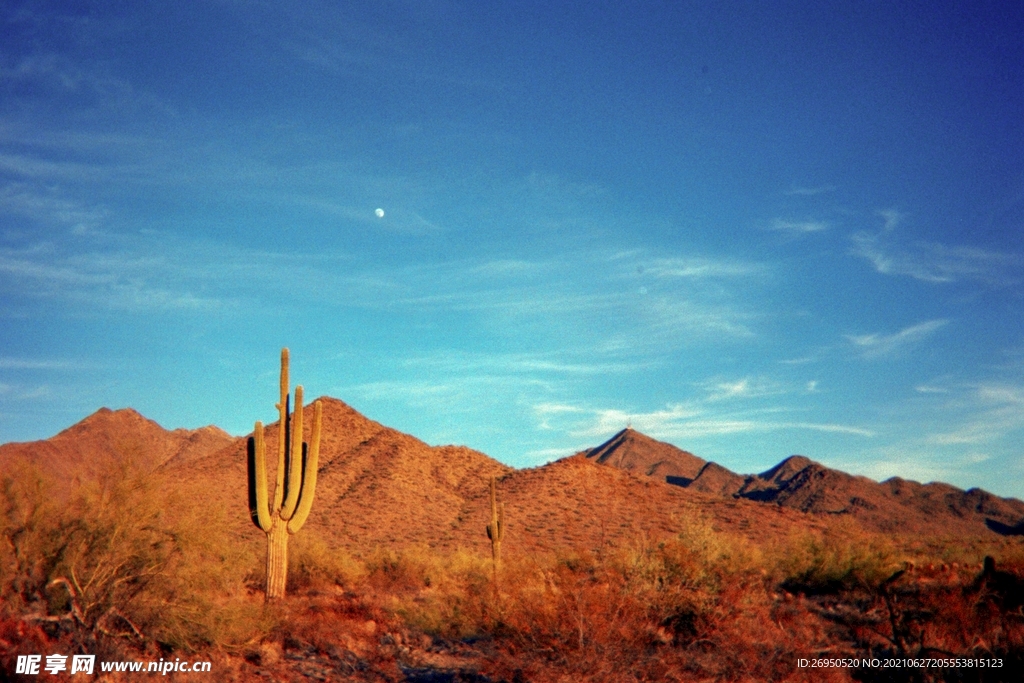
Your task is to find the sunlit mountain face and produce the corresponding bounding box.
[2,1,1023,497]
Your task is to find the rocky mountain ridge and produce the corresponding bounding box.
[583,428,1024,536]
[4,404,1023,557]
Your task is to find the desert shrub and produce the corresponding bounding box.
[288,533,367,593]
[398,549,493,639]
[0,450,181,654]
[777,520,900,594]
[364,545,442,593]
[361,546,495,639]
[0,452,271,656]
[139,477,270,651]
[0,460,62,615]
[466,525,862,681]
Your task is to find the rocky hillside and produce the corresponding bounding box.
[0,406,234,487]
[583,428,1024,537]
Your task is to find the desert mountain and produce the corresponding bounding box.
[583,426,706,483]
[582,429,1024,537]
[174,397,514,552]
[175,399,822,558]
[0,407,235,485]
[465,454,819,559]
[7,402,1023,565]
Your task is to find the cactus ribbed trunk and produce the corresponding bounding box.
[486,476,505,587]
[265,518,289,600]
[247,348,322,603]
[490,536,502,566]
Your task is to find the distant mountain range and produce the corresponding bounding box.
[3,403,1022,558]
[582,427,1024,537]
[0,406,233,489]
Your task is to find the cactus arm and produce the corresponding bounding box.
[487,476,496,539]
[250,349,321,601]
[274,349,290,512]
[486,476,504,542]
[288,400,322,534]
[247,422,272,532]
[281,385,304,519]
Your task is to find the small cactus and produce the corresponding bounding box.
[247,348,322,601]
[486,476,505,579]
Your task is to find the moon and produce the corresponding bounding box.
[375,208,385,218]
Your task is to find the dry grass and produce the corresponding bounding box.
[3,457,1024,682]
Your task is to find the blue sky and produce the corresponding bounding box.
[2,1,1024,497]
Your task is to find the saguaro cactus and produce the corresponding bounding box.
[247,348,322,601]
[486,476,505,579]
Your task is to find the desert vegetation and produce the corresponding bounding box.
[247,348,323,601]
[3,444,1024,682]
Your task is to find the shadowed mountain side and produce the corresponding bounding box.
[0,407,235,485]
[582,427,706,483]
[733,457,1024,536]
[173,397,512,550]
[582,433,1024,538]
[688,461,747,496]
[880,477,1024,534]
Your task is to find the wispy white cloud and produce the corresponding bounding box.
[522,446,581,461]
[846,319,949,358]
[403,351,649,376]
[925,383,1024,445]
[359,252,763,347]
[19,385,51,399]
[0,357,99,370]
[855,456,960,486]
[855,439,1006,486]
[534,402,587,416]
[467,259,549,277]
[783,184,837,196]
[0,184,110,234]
[877,209,903,232]
[700,376,786,401]
[0,48,176,122]
[796,375,1024,493]
[0,153,116,182]
[542,400,873,442]
[0,244,228,312]
[851,211,1021,285]
[783,422,874,436]
[638,297,756,340]
[638,256,761,279]
[770,218,829,234]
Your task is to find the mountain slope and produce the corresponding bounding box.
[174,397,513,551]
[0,407,235,485]
[581,431,1024,537]
[170,401,833,558]
[453,455,819,559]
[582,427,706,483]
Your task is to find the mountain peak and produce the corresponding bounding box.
[758,455,817,483]
[582,428,706,482]
[0,406,237,487]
